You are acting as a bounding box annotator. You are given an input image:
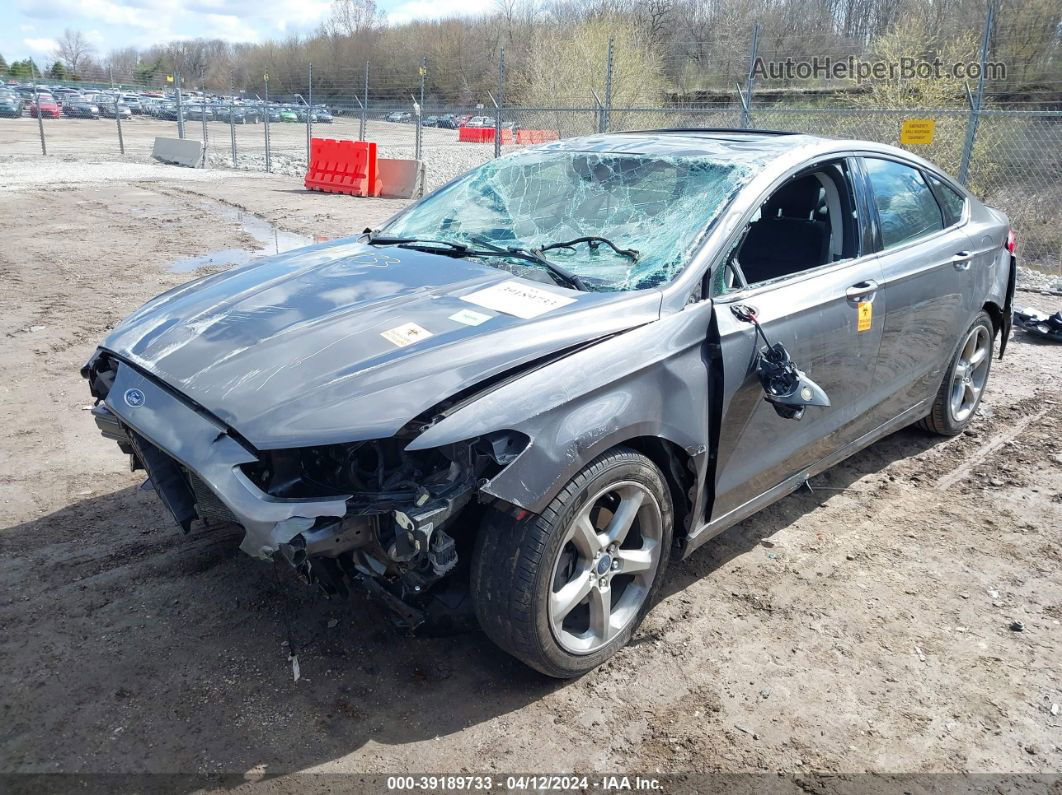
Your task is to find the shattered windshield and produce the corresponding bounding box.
[382,148,756,291]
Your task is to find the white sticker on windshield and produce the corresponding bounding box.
[460,280,576,319]
[449,308,492,326]
[381,322,434,347]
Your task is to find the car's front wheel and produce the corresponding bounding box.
[471,447,673,677]
[919,310,994,436]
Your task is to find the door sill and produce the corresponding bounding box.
[682,399,930,557]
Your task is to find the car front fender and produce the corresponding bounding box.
[406,302,715,514]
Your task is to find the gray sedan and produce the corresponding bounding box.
[82,130,1015,676]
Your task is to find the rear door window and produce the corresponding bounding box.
[926,174,967,226]
[863,158,944,249]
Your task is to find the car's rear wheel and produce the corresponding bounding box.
[919,311,994,436]
[471,447,673,678]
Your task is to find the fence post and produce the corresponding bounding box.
[175,72,185,139]
[495,48,505,158]
[115,97,125,155]
[361,61,368,142]
[958,3,994,186]
[230,100,237,165]
[306,62,313,163]
[201,99,209,167]
[602,36,614,133]
[415,56,426,161]
[591,88,604,135]
[33,86,47,156]
[264,72,271,173]
[740,23,761,128]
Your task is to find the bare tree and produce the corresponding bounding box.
[324,0,379,37]
[56,29,95,77]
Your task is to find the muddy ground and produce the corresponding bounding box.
[0,156,1060,781]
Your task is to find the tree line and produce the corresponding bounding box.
[2,0,1058,108]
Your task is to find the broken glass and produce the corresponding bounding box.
[383,147,759,291]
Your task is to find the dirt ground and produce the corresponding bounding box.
[0,154,1060,781]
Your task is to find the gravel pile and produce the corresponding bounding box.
[1017,265,1062,295]
[0,154,244,190]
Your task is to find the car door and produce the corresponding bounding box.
[857,156,975,417]
[708,160,886,525]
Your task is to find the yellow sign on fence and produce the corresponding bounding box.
[900,119,936,145]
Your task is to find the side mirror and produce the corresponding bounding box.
[757,342,831,420]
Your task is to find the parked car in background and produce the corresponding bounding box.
[422,115,438,127]
[464,115,495,128]
[0,89,23,117]
[62,99,100,119]
[279,106,298,122]
[436,114,459,129]
[385,111,412,123]
[156,102,180,121]
[29,95,60,118]
[121,95,144,114]
[183,104,213,121]
[312,106,333,123]
[99,100,132,120]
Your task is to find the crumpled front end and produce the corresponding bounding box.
[82,350,524,627]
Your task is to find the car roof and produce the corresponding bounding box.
[543,129,952,178]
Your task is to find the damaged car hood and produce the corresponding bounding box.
[102,239,661,449]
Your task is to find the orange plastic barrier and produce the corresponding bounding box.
[457,127,515,144]
[516,129,560,145]
[304,138,381,197]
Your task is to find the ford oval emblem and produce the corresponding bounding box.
[124,388,146,408]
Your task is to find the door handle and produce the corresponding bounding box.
[952,251,972,270]
[845,280,878,301]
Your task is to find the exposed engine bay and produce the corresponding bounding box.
[82,349,527,630]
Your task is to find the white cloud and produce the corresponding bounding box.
[23,37,59,55]
[20,23,36,32]
[385,0,496,25]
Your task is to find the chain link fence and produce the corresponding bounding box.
[4,35,1060,274]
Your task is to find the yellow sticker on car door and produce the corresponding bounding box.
[857,301,873,332]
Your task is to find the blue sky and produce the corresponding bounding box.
[1,0,497,65]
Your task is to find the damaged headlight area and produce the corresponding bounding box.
[83,349,529,628]
[240,431,527,605]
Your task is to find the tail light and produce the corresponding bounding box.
[1006,228,1016,253]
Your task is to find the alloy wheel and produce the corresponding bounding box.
[548,481,663,654]
[949,324,991,423]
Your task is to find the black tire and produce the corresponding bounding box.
[918,310,994,436]
[471,446,673,678]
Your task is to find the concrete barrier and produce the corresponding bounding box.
[377,158,425,199]
[151,137,204,168]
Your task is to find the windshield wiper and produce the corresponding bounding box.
[364,232,470,255]
[468,237,589,292]
[364,231,588,292]
[538,236,640,262]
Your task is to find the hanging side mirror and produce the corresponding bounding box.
[756,341,830,420]
[731,304,831,421]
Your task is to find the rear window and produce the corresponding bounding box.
[864,158,944,249]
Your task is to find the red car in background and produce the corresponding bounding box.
[29,96,60,118]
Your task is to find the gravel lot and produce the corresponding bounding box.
[0,114,501,192]
[0,152,1060,781]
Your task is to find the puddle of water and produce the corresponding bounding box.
[169,202,316,273]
